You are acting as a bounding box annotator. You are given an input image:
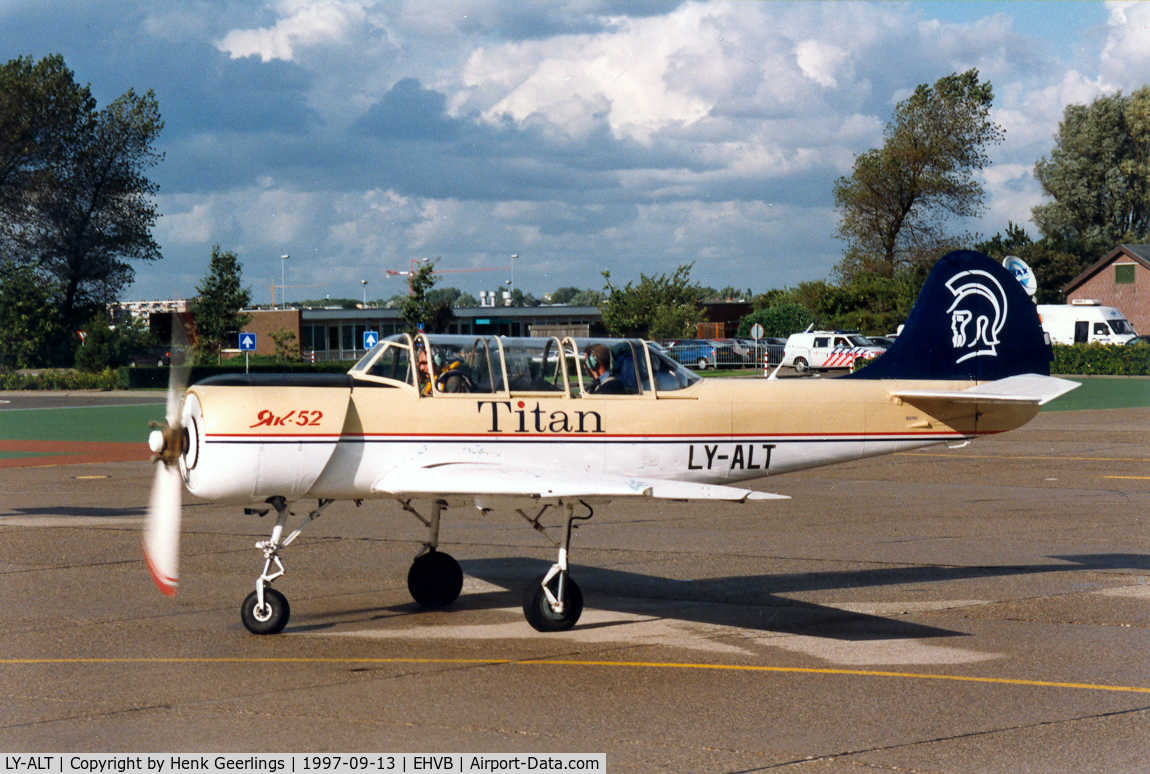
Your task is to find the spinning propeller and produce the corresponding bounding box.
[143,319,190,596]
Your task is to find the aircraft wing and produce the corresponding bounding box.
[891,374,1079,407]
[371,461,787,503]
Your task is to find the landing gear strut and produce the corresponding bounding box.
[240,497,333,635]
[402,499,464,608]
[519,501,593,632]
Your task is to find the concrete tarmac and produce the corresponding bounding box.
[0,399,1148,772]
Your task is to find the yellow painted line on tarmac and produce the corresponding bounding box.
[3,656,1149,695]
[1104,475,1150,480]
[901,452,1150,463]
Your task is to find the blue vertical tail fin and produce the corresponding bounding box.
[845,250,1052,381]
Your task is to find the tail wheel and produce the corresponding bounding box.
[523,573,583,632]
[241,588,290,635]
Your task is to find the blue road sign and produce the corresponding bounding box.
[239,333,257,352]
[364,331,379,349]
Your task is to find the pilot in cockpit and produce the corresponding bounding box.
[416,341,472,395]
[584,343,629,395]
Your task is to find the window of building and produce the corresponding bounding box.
[1116,263,1136,284]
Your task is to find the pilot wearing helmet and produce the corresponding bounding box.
[416,342,471,395]
[584,343,629,395]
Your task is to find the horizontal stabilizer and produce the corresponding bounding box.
[372,461,787,503]
[892,374,1080,407]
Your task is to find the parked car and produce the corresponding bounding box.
[131,346,187,367]
[666,340,741,371]
[1125,335,1150,346]
[867,336,896,348]
[736,337,787,366]
[706,339,754,368]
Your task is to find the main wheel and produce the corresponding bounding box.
[793,357,809,373]
[523,573,583,632]
[407,550,464,607]
[241,587,290,635]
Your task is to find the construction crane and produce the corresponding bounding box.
[386,259,509,295]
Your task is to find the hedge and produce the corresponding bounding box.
[1052,343,1150,376]
[118,362,353,390]
[1,346,1146,389]
[0,369,123,390]
[0,363,355,391]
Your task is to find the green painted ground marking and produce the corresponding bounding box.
[1043,376,1150,412]
[0,403,166,443]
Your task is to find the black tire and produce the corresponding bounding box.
[407,550,464,607]
[793,357,809,373]
[522,573,583,632]
[241,588,290,635]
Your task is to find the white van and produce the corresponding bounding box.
[782,331,885,372]
[1036,301,1137,345]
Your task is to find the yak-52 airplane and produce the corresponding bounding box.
[145,250,1078,633]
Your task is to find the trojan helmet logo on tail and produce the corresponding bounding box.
[845,250,1051,382]
[944,269,1008,363]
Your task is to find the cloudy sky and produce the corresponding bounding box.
[2,1,1146,304]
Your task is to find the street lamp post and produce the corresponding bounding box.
[510,253,518,294]
[280,254,290,308]
[362,280,368,307]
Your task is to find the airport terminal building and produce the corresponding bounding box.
[241,304,607,361]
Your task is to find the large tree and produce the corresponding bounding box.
[0,55,94,222]
[0,55,163,333]
[194,245,252,358]
[1033,87,1150,256]
[833,70,1003,281]
[600,264,705,339]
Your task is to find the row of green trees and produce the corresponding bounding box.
[4,53,1149,369]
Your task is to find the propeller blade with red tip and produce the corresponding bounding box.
[144,462,182,596]
[143,311,191,596]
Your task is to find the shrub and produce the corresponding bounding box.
[1052,343,1150,375]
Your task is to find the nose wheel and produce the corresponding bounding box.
[519,501,592,632]
[523,571,583,632]
[241,587,290,634]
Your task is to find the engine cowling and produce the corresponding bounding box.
[179,374,353,505]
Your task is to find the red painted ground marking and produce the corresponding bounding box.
[0,440,150,468]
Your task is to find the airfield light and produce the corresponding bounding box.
[280,254,290,308]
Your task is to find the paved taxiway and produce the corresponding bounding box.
[1,393,1148,772]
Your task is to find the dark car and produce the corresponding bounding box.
[1125,335,1150,346]
[131,346,187,367]
[736,337,786,366]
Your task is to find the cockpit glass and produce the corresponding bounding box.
[647,344,700,390]
[502,337,566,393]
